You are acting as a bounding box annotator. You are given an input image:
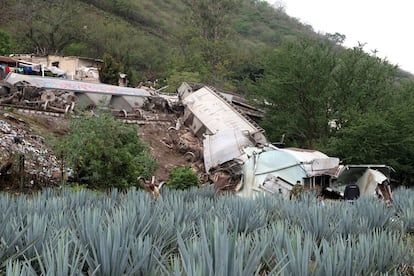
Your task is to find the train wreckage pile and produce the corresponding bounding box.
[0,73,394,201]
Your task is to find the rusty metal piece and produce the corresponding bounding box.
[23,100,46,105]
[62,93,77,103]
[0,92,20,104]
[41,91,56,102]
[42,102,66,113]
[119,109,128,118]
[184,151,196,162]
[134,109,142,119]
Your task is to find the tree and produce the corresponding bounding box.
[252,38,337,148]
[0,29,11,55]
[99,54,123,85]
[180,0,241,82]
[10,0,86,54]
[328,44,397,133]
[183,0,240,43]
[252,38,399,151]
[327,81,414,186]
[55,112,158,188]
[325,32,346,45]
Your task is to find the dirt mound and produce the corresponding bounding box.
[138,122,203,182]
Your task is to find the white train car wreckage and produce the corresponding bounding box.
[0,74,394,200]
[177,82,393,201]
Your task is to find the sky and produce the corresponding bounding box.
[269,0,414,74]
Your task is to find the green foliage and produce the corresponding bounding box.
[0,29,12,55]
[166,71,203,92]
[1,0,323,87]
[167,166,199,190]
[6,0,86,54]
[55,112,158,188]
[63,42,89,56]
[183,0,240,42]
[252,38,338,148]
[99,53,122,85]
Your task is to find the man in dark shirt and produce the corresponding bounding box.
[344,181,360,201]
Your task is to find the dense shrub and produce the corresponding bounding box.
[167,166,199,189]
[55,112,158,188]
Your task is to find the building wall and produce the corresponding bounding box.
[12,54,102,82]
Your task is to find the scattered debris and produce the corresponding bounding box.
[0,112,62,191]
[0,75,397,202]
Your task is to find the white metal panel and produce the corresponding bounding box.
[311,158,340,170]
[237,148,307,198]
[203,129,254,172]
[279,148,329,163]
[357,169,387,196]
[182,87,258,134]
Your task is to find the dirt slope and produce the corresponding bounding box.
[0,109,199,190]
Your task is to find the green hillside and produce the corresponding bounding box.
[1,0,318,88]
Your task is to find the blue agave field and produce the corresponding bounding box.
[0,187,413,275]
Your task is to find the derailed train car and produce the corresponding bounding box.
[178,82,394,202]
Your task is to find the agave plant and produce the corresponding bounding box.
[297,204,338,242]
[36,230,89,276]
[313,230,408,275]
[5,259,38,276]
[14,212,51,259]
[393,187,414,233]
[0,223,37,273]
[84,222,133,275]
[277,229,316,276]
[174,218,265,276]
[336,207,371,236]
[128,235,164,275]
[352,197,396,230]
[216,196,268,234]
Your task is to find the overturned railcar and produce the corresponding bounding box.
[2,72,153,115]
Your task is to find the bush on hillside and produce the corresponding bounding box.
[55,112,158,188]
[167,166,199,190]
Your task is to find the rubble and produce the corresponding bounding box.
[0,111,62,190]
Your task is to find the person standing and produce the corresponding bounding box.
[344,181,360,202]
[148,183,160,201]
[290,180,304,200]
